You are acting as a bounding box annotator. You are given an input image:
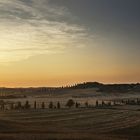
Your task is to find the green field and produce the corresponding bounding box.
[0,108,140,140]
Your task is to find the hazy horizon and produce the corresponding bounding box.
[0,81,139,88]
[0,0,140,87]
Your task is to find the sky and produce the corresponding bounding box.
[0,0,140,87]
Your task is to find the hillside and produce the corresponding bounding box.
[1,108,140,140]
[0,82,140,99]
[68,82,140,93]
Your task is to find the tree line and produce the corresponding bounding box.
[1,98,140,110]
[0,99,109,110]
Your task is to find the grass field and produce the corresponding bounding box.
[0,108,140,140]
[1,88,140,140]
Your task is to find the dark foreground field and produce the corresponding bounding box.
[0,108,140,140]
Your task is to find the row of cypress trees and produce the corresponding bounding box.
[0,99,115,110]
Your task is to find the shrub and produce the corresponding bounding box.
[66,99,75,108]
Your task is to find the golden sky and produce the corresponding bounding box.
[0,0,140,87]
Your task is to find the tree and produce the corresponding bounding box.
[0,100,5,110]
[41,102,45,109]
[113,100,116,106]
[66,99,75,108]
[96,100,98,107]
[75,102,80,108]
[102,101,105,106]
[24,100,30,109]
[49,101,53,109]
[85,101,89,108]
[34,101,37,109]
[1,103,5,110]
[10,103,14,110]
[108,101,111,106]
[17,101,22,109]
[57,102,60,109]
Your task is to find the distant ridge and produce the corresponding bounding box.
[0,82,140,95]
[67,82,103,89]
[67,82,140,93]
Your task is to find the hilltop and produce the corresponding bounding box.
[68,82,140,93]
[0,82,140,95]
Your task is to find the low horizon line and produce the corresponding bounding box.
[0,81,140,89]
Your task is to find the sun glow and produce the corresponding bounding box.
[0,0,139,87]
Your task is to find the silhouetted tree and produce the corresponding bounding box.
[85,102,89,108]
[101,101,105,106]
[137,98,140,104]
[75,102,80,108]
[0,100,5,110]
[1,103,5,110]
[113,101,116,106]
[137,98,139,104]
[17,101,22,109]
[108,101,111,106]
[96,100,98,107]
[41,102,45,109]
[49,101,53,109]
[57,102,60,109]
[24,100,30,109]
[66,99,75,108]
[34,101,37,109]
[10,103,14,110]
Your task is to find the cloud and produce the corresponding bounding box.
[0,0,90,63]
